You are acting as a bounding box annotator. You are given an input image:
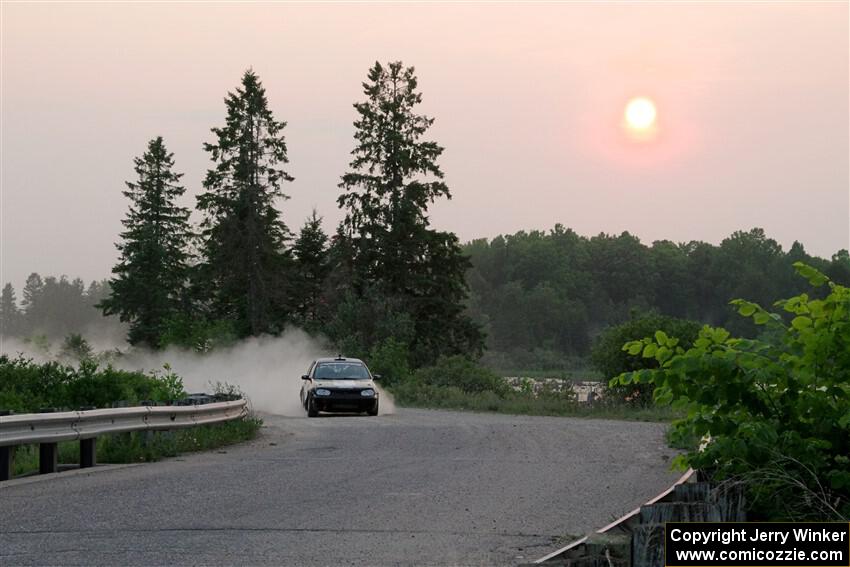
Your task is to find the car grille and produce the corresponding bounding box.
[326,388,366,399]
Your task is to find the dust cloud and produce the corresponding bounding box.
[2,329,396,417]
[120,330,326,416]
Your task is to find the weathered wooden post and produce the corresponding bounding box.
[39,442,58,474]
[80,438,96,468]
[0,446,13,481]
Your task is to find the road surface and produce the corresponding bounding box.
[0,408,679,566]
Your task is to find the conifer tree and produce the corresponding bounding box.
[292,211,330,325]
[21,273,43,315]
[197,69,293,336]
[338,61,483,364]
[99,137,192,347]
[0,283,21,337]
[21,272,44,334]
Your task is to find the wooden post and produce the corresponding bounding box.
[80,438,96,468]
[0,446,13,481]
[39,442,58,474]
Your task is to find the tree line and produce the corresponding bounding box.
[3,63,847,374]
[0,63,480,368]
[464,226,850,370]
[0,276,120,342]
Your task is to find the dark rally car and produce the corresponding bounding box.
[299,357,380,417]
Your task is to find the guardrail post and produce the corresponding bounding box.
[80,438,96,468]
[39,443,58,474]
[0,446,13,481]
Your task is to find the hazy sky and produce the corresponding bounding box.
[2,2,848,291]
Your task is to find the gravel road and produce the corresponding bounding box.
[0,408,679,566]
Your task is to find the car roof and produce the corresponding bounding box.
[314,357,366,364]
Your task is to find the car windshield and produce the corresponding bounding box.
[314,362,370,380]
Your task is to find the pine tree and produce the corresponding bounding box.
[99,137,192,347]
[292,210,330,325]
[197,69,293,336]
[338,61,483,364]
[0,283,21,337]
[21,273,44,334]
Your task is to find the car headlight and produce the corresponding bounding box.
[315,389,331,396]
[360,389,375,397]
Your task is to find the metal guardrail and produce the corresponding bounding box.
[0,399,248,481]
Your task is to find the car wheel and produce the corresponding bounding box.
[367,400,378,416]
[307,396,319,418]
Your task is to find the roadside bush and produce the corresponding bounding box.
[159,315,238,352]
[368,337,412,386]
[592,312,701,405]
[611,263,850,520]
[0,355,185,412]
[411,355,510,396]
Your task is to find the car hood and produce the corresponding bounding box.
[314,379,375,389]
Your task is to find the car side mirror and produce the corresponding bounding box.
[301,374,310,380]
[372,374,382,381]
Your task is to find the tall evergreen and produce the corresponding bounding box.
[99,137,192,347]
[338,61,483,364]
[0,283,21,337]
[197,69,293,336]
[21,273,43,315]
[292,210,330,325]
[21,272,44,334]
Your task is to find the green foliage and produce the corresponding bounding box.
[465,226,848,365]
[158,314,238,352]
[291,210,330,327]
[612,263,850,520]
[13,417,261,476]
[325,287,416,362]
[410,355,509,396]
[391,378,677,421]
[0,283,22,336]
[368,337,412,385]
[99,137,193,348]
[59,333,94,362]
[197,69,294,337]
[591,312,701,405]
[0,356,186,412]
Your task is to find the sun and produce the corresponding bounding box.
[624,97,657,132]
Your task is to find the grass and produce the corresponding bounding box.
[390,383,683,422]
[11,416,262,477]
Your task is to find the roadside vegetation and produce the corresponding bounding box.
[377,354,680,422]
[11,418,262,477]
[0,354,262,477]
[0,354,184,412]
[612,263,849,521]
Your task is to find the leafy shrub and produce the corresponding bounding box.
[159,315,238,352]
[59,333,94,362]
[410,355,509,396]
[368,338,412,385]
[0,355,186,412]
[592,312,701,405]
[612,263,850,520]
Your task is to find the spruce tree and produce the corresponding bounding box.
[338,61,483,364]
[21,272,44,333]
[99,137,192,347]
[292,210,330,325]
[0,283,21,337]
[197,69,293,336]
